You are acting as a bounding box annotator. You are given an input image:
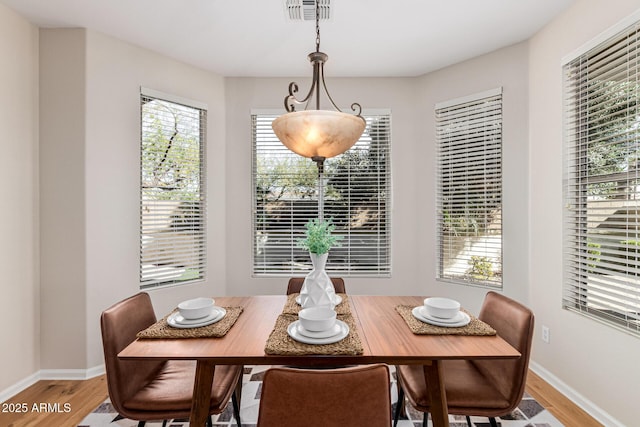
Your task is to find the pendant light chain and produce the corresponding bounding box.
[315,1,321,53]
[276,0,364,119]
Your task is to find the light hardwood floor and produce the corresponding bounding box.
[0,370,602,427]
[0,375,107,427]
[525,370,603,427]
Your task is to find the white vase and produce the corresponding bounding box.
[299,252,337,309]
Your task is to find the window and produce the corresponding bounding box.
[252,111,391,276]
[563,20,640,336]
[140,88,206,289]
[436,89,503,287]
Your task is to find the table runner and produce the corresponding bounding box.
[395,305,496,336]
[264,313,364,355]
[136,306,243,339]
[281,293,350,315]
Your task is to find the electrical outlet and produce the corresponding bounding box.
[542,325,550,343]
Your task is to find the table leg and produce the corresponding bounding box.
[191,360,215,427]
[423,361,449,427]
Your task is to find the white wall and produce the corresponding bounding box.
[529,1,640,425]
[39,28,228,370]
[0,3,39,393]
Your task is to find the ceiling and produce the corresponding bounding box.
[1,0,574,77]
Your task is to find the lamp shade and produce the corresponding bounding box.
[272,110,365,159]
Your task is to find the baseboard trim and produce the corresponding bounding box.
[39,365,105,380]
[85,364,106,379]
[530,360,624,427]
[0,371,40,404]
[0,365,105,403]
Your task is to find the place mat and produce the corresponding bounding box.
[395,305,496,336]
[264,313,364,355]
[282,293,350,315]
[136,306,243,339]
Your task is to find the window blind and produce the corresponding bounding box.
[435,89,503,287]
[252,112,391,276]
[563,20,640,335]
[140,91,206,289]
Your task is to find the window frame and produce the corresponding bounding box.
[435,88,503,288]
[139,87,207,290]
[251,109,392,277]
[562,17,640,337]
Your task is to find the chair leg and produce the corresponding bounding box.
[393,385,405,427]
[235,369,243,409]
[489,417,498,427]
[207,415,213,427]
[231,390,242,427]
[232,368,243,427]
[423,412,428,427]
[137,422,145,427]
[162,421,168,427]
[466,415,472,427]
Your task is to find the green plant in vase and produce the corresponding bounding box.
[297,218,342,254]
[296,218,342,308]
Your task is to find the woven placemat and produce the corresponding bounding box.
[264,313,364,355]
[282,293,350,315]
[395,305,496,336]
[136,306,244,339]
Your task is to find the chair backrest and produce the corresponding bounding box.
[257,364,391,427]
[286,277,346,294]
[474,291,535,412]
[100,292,164,414]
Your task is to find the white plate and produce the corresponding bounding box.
[295,321,343,339]
[171,307,217,324]
[167,307,226,329]
[419,307,467,324]
[287,319,349,344]
[411,306,471,328]
[295,294,342,306]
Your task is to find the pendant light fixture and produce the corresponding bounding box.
[272,0,365,220]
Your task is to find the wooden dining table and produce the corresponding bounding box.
[119,295,520,427]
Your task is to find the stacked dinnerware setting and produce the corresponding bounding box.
[288,306,349,344]
[167,297,227,329]
[412,297,471,327]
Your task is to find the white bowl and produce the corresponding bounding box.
[298,307,337,332]
[178,297,215,320]
[423,297,460,319]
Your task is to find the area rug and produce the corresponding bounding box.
[77,366,564,427]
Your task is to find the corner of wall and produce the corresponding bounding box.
[39,27,89,370]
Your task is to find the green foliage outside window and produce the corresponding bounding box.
[141,99,202,201]
[586,80,640,198]
[468,256,494,281]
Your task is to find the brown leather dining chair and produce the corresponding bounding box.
[101,292,243,427]
[286,276,346,294]
[394,291,535,427]
[257,364,392,427]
